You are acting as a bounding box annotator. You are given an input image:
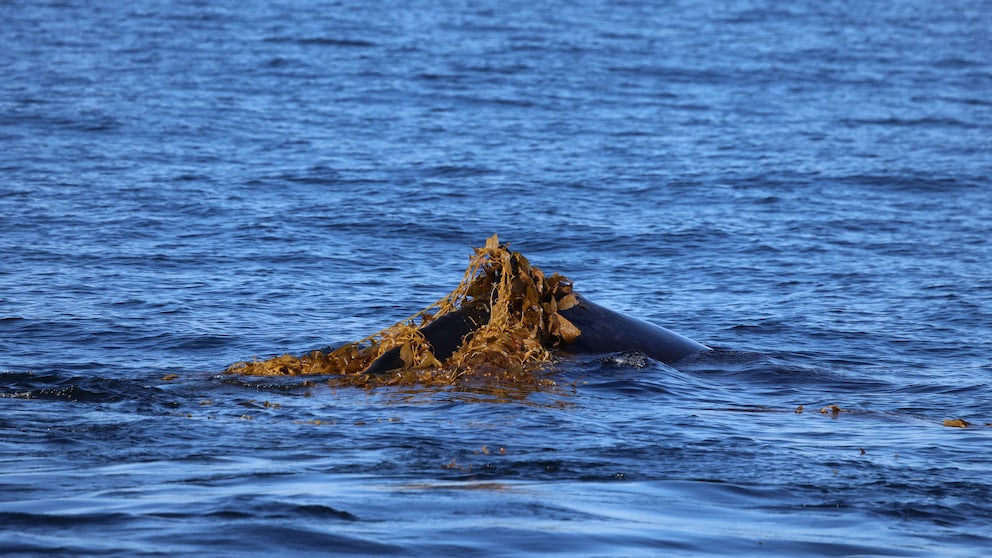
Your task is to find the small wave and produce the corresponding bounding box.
[838,116,977,129]
[836,172,980,192]
[262,36,378,48]
[219,374,328,393]
[205,524,401,554]
[0,371,142,403]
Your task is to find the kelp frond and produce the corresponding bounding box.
[224,234,581,388]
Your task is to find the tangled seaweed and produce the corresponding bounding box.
[225,235,581,388]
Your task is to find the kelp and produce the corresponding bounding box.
[225,234,581,388]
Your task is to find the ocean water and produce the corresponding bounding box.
[2,0,991,555]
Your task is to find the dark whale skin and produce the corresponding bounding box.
[363,295,709,374]
[559,295,709,365]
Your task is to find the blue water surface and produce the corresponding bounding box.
[2,0,991,556]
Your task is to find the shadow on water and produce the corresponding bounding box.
[568,348,839,403]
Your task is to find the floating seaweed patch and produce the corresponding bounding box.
[225,235,579,389]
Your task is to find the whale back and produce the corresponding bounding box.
[559,295,709,365]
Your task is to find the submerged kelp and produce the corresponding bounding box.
[225,235,582,388]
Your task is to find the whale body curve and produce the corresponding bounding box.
[363,294,710,375]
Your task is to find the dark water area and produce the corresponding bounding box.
[2,0,991,555]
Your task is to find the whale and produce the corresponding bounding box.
[363,294,710,375]
[556,294,710,362]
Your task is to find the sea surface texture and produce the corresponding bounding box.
[2,0,991,556]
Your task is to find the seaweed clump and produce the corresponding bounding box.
[225,235,582,388]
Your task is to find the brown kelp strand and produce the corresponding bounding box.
[225,235,582,388]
